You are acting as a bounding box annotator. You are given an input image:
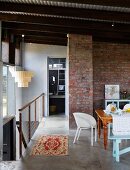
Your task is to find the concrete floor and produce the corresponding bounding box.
[1,115,130,170]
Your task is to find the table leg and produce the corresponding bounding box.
[98,117,101,140]
[103,122,108,150]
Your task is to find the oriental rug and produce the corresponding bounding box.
[31,135,68,156]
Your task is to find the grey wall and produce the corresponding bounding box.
[22,43,67,116]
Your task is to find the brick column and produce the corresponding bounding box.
[68,34,93,128]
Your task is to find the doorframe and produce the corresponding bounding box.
[47,57,49,116]
[65,55,69,117]
[47,56,69,117]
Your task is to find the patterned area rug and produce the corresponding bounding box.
[31,135,68,156]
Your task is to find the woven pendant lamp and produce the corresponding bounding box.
[9,66,34,87]
[15,71,34,87]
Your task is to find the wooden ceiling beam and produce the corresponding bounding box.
[45,0,130,8]
[1,0,130,8]
[5,24,130,45]
[23,35,66,42]
[23,37,67,46]
[14,33,67,45]
[93,30,130,41]
[6,29,67,39]
[13,29,130,45]
[3,21,130,36]
[0,2,130,23]
[1,0,130,44]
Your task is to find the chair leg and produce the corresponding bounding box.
[91,127,93,146]
[77,128,81,140]
[95,126,97,142]
[73,128,80,144]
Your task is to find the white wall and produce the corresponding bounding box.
[22,43,67,117]
[7,71,16,116]
[0,61,3,160]
[15,84,22,120]
[0,21,3,160]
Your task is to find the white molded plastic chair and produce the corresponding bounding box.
[73,112,97,146]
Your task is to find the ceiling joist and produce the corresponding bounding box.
[1,0,130,45]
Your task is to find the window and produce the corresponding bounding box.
[3,65,16,117]
[3,66,8,117]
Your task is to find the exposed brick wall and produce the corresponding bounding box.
[93,42,130,116]
[68,34,93,128]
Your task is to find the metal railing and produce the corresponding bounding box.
[18,93,44,157]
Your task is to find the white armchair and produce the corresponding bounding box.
[73,112,97,146]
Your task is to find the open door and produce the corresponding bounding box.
[48,57,66,116]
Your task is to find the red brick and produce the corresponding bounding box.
[68,34,93,128]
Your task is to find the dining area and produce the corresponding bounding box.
[95,103,130,162]
[71,101,130,167]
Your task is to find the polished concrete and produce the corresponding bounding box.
[1,115,130,170]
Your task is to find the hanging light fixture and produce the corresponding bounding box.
[15,71,34,87]
[9,34,34,87]
[9,66,34,87]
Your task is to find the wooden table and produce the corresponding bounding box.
[95,109,112,149]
